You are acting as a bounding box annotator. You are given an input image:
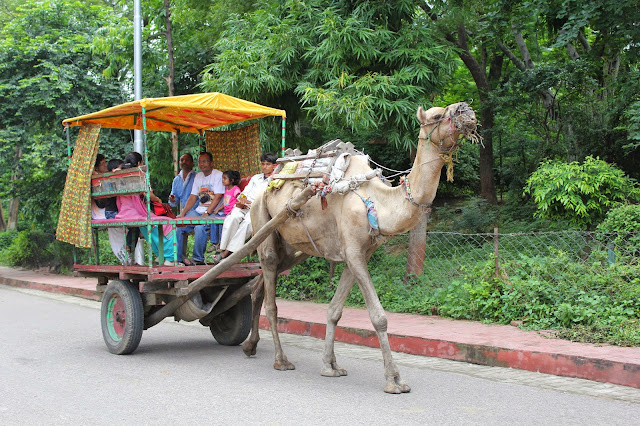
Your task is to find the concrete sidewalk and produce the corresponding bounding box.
[1,265,639,389]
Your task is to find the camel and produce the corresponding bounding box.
[244,102,479,394]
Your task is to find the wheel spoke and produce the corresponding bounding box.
[107,296,124,342]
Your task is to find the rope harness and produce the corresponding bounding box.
[401,175,432,215]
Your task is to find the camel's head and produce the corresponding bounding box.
[416,102,482,151]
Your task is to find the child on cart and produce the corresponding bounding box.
[209,170,242,251]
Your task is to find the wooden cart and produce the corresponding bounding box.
[61,93,289,354]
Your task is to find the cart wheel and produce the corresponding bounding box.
[209,295,252,346]
[101,280,144,355]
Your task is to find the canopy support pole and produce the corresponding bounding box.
[281,117,286,157]
[142,107,153,267]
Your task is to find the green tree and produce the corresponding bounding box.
[0,0,125,230]
[200,0,457,151]
[419,0,640,203]
[91,0,259,192]
[524,156,640,229]
[201,0,459,280]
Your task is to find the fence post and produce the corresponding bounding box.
[494,227,499,277]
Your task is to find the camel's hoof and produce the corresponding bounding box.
[384,379,410,394]
[242,341,257,357]
[274,360,295,371]
[383,382,402,394]
[321,366,346,377]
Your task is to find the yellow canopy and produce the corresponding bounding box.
[62,92,286,133]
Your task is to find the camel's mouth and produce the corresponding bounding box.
[449,103,483,146]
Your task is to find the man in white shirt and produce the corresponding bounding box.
[213,153,278,263]
[176,152,225,265]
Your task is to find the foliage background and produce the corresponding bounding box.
[1,0,640,346]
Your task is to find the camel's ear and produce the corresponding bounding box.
[417,106,427,123]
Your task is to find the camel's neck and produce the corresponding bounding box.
[405,137,444,206]
[376,137,444,236]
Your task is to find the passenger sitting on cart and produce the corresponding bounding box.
[91,154,144,265]
[168,153,197,260]
[208,170,242,251]
[95,158,123,219]
[115,152,178,265]
[212,153,277,264]
[92,153,108,176]
[175,151,225,266]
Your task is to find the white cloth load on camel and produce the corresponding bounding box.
[269,139,386,194]
[268,139,386,235]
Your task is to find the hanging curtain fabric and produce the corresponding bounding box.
[56,124,101,248]
[205,122,261,178]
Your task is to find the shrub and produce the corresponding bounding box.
[0,231,18,251]
[595,204,640,259]
[3,230,54,268]
[597,204,640,233]
[524,156,640,229]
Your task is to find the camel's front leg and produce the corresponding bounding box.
[261,248,295,371]
[242,276,264,357]
[348,255,410,394]
[321,266,355,377]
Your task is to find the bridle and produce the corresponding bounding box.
[417,114,462,182]
[418,116,460,154]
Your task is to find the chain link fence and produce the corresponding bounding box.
[419,230,640,286]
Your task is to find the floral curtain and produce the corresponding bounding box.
[56,124,101,248]
[205,122,261,178]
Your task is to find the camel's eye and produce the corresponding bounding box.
[432,114,442,120]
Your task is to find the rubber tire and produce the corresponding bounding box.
[209,295,252,346]
[100,280,144,355]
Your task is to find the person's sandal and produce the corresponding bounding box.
[211,254,224,264]
[163,260,185,267]
[183,258,194,266]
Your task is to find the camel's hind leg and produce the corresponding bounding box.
[346,250,410,394]
[321,266,355,377]
[242,277,264,357]
[262,250,295,370]
[244,251,308,358]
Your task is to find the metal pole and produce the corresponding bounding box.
[281,117,286,157]
[494,227,500,278]
[133,0,143,154]
[142,107,153,267]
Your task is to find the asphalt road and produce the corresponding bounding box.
[1,284,640,425]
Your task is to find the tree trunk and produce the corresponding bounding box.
[453,24,498,203]
[404,210,428,282]
[478,103,497,203]
[7,145,21,231]
[405,146,427,281]
[0,201,6,232]
[164,0,179,174]
[7,199,18,231]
